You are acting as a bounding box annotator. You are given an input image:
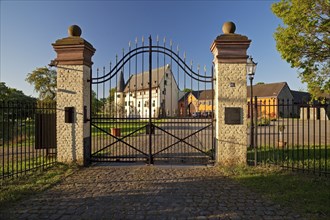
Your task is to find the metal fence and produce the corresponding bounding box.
[0,101,57,179]
[247,98,329,176]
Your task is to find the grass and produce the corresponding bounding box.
[219,165,330,220]
[1,156,57,178]
[247,145,330,174]
[0,163,78,210]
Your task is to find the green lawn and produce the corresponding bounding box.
[219,166,330,220]
[247,145,330,174]
[0,121,35,143]
[0,156,56,179]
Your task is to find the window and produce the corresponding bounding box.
[166,73,169,77]
[117,94,120,98]
[125,101,127,106]
[152,100,155,107]
[164,80,167,85]
[138,101,140,107]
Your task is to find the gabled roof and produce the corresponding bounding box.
[291,90,311,103]
[123,65,170,92]
[247,82,288,98]
[178,89,213,102]
[199,90,214,100]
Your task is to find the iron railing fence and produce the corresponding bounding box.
[0,101,57,179]
[247,98,329,176]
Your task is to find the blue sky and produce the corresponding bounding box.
[1,0,306,97]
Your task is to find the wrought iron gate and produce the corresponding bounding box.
[90,36,215,164]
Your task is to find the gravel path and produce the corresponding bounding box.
[0,164,304,220]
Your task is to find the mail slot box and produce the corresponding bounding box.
[64,107,74,123]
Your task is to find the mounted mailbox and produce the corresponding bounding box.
[64,107,75,123]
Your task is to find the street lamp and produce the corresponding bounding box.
[246,56,257,166]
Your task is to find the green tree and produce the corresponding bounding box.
[272,0,330,100]
[256,82,265,85]
[108,88,116,103]
[0,82,35,102]
[26,67,57,101]
[91,90,102,115]
[183,88,192,93]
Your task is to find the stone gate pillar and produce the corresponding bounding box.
[52,25,95,166]
[210,22,251,166]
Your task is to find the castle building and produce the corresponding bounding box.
[114,65,181,118]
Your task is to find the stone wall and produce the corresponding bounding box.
[56,65,90,165]
[214,63,247,165]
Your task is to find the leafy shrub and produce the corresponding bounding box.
[257,117,271,126]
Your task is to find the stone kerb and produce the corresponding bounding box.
[211,22,251,166]
[52,25,95,166]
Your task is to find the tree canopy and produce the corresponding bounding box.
[26,67,57,101]
[0,82,36,102]
[183,88,193,93]
[272,0,330,100]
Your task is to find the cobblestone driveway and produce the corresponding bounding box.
[1,164,303,220]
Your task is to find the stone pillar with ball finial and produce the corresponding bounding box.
[210,22,251,166]
[52,25,95,166]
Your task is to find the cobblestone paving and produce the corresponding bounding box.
[1,164,304,220]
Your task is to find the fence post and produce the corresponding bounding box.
[210,22,251,166]
[51,25,95,166]
[254,96,258,165]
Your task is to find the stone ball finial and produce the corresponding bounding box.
[68,25,82,37]
[222,21,236,34]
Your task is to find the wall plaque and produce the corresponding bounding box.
[225,107,242,124]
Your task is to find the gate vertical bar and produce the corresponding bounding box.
[148,36,153,164]
[211,65,215,161]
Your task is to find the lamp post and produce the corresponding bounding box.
[246,56,257,166]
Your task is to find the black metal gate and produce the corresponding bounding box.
[90,36,215,164]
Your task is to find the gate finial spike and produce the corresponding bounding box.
[129,41,131,48]
[163,37,166,44]
[204,65,207,72]
[135,37,138,44]
[142,36,144,43]
[170,39,173,47]
[184,52,186,60]
[157,35,159,42]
